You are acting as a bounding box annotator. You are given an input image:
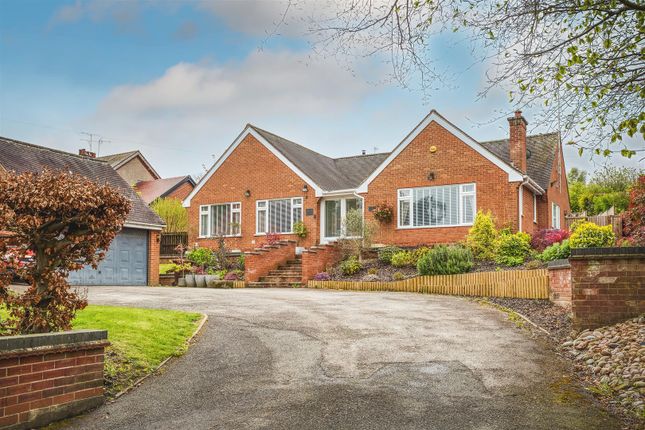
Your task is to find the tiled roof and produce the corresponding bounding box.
[480,132,560,190]
[250,125,389,191]
[135,176,194,204]
[0,136,164,227]
[250,125,558,192]
[96,150,140,168]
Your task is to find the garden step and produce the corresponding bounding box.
[246,281,301,288]
[259,275,302,283]
[268,271,302,276]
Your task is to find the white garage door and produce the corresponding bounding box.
[69,228,148,286]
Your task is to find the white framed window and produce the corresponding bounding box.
[552,202,561,229]
[256,197,303,234]
[533,194,537,223]
[398,183,476,228]
[199,202,241,237]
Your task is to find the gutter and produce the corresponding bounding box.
[124,221,165,231]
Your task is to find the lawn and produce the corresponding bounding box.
[1,304,202,397]
[72,305,202,396]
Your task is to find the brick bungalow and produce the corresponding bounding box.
[183,110,570,251]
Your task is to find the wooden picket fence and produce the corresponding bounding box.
[307,269,549,299]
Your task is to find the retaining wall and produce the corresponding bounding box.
[244,241,296,282]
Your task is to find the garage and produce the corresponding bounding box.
[69,228,148,286]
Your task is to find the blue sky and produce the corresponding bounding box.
[1,0,641,179]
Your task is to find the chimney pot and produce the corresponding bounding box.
[361,149,366,155]
[79,149,96,158]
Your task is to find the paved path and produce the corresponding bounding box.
[66,287,618,430]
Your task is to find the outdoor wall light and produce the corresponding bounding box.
[427,172,435,181]
[244,189,251,197]
[302,184,309,193]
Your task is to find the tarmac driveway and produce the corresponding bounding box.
[66,287,618,430]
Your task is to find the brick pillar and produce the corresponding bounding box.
[570,247,645,330]
[148,230,160,286]
[547,259,571,307]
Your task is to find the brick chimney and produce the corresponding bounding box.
[78,149,96,158]
[508,111,527,173]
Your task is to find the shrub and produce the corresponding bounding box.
[367,267,378,275]
[410,246,431,264]
[531,229,570,251]
[340,209,377,262]
[466,211,498,260]
[186,247,215,267]
[236,254,245,271]
[569,222,615,248]
[623,175,645,245]
[377,246,402,264]
[391,251,413,267]
[224,271,239,281]
[417,245,474,275]
[569,219,587,234]
[494,232,532,266]
[524,260,544,270]
[538,239,571,261]
[392,271,405,281]
[340,256,362,275]
[313,272,331,281]
[293,221,307,239]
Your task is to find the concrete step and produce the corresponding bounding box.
[246,282,301,288]
[268,270,302,276]
[259,275,302,283]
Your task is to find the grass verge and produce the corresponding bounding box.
[72,305,202,397]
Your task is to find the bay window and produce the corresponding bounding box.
[256,197,303,234]
[199,202,241,237]
[398,184,476,228]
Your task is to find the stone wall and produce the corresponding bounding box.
[0,330,108,430]
[547,259,571,307]
[570,247,645,330]
[244,241,296,283]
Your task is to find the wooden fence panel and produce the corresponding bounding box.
[160,232,188,256]
[565,215,623,237]
[308,269,549,299]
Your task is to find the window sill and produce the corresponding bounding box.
[396,224,473,230]
[198,235,242,239]
[254,233,297,237]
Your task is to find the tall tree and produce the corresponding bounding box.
[303,0,644,158]
[0,170,130,334]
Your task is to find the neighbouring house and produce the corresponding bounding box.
[1,137,165,286]
[183,110,570,250]
[95,150,195,204]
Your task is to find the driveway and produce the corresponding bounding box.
[67,287,617,430]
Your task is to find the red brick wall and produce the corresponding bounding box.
[148,230,160,286]
[548,265,571,307]
[244,241,296,282]
[363,121,520,246]
[540,144,570,230]
[301,242,343,283]
[520,186,538,235]
[570,251,645,330]
[0,341,107,429]
[166,181,194,202]
[187,134,317,251]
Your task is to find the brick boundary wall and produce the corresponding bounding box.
[0,330,109,430]
[570,247,645,330]
[301,242,343,283]
[547,259,572,307]
[244,241,296,282]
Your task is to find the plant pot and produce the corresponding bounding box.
[204,275,218,287]
[184,273,196,288]
[194,275,207,288]
[177,277,186,287]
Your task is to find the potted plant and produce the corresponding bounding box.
[194,266,207,287]
[184,266,196,288]
[293,221,307,254]
[373,202,393,224]
[204,267,219,286]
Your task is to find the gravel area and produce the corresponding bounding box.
[329,259,418,281]
[562,317,645,428]
[485,298,573,342]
